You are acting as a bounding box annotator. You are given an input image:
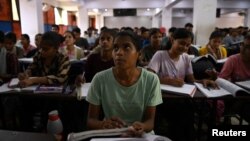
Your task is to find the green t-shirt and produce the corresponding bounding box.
[86,67,162,125]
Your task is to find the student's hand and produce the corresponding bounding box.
[101,116,126,129]
[123,122,144,137]
[75,74,85,87]
[205,68,218,80]
[18,73,29,80]
[169,78,184,87]
[19,79,33,88]
[202,79,219,89]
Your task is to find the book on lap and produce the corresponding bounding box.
[194,78,249,98]
[160,83,196,97]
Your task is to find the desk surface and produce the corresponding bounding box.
[0,130,56,141]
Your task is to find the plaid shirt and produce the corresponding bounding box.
[27,51,70,85]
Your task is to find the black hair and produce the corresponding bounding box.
[0,30,4,43]
[140,27,149,34]
[51,24,59,30]
[100,26,108,32]
[35,33,43,38]
[185,23,193,28]
[100,28,117,39]
[72,27,81,33]
[172,28,193,39]
[165,28,192,50]
[124,27,134,33]
[209,31,223,40]
[169,27,177,33]
[149,28,161,37]
[64,31,76,39]
[21,34,30,42]
[115,31,141,51]
[41,31,61,49]
[5,32,17,43]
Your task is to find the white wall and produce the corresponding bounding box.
[172,17,193,28]
[104,16,152,28]
[216,12,244,28]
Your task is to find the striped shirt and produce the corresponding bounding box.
[27,51,70,85]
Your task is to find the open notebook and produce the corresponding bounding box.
[194,78,249,98]
[160,83,196,97]
[67,127,171,141]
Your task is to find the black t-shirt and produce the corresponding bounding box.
[84,53,114,82]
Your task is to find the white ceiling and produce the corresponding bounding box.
[48,0,250,13]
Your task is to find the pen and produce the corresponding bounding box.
[206,87,210,91]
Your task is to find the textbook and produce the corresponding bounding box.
[67,127,129,141]
[160,84,196,97]
[194,78,249,98]
[90,133,171,141]
[236,80,250,91]
[192,54,227,64]
[67,128,171,141]
[0,83,38,93]
[34,85,64,94]
[76,83,91,100]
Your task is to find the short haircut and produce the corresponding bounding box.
[100,26,108,32]
[185,23,193,28]
[72,27,81,33]
[41,31,61,49]
[115,31,141,52]
[209,31,223,40]
[5,32,17,43]
[100,28,117,39]
[169,27,177,33]
[149,28,161,37]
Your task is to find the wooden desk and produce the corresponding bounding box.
[0,130,56,141]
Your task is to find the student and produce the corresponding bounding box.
[76,29,116,83]
[51,24,60,34]
[219,33,250,124]
[59,31,84,60]
[219,33,250,82]
[86,31,162,137]
[4,32,24,58]
[26,33,43,58]
[0,31,18,84]
[18,31,70,87]
[20,34,36,57]
[147,28,217,141]
[199,31,227,59]
[148,28,216,87]
[139,28,163,66]
[72,27,89,50]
